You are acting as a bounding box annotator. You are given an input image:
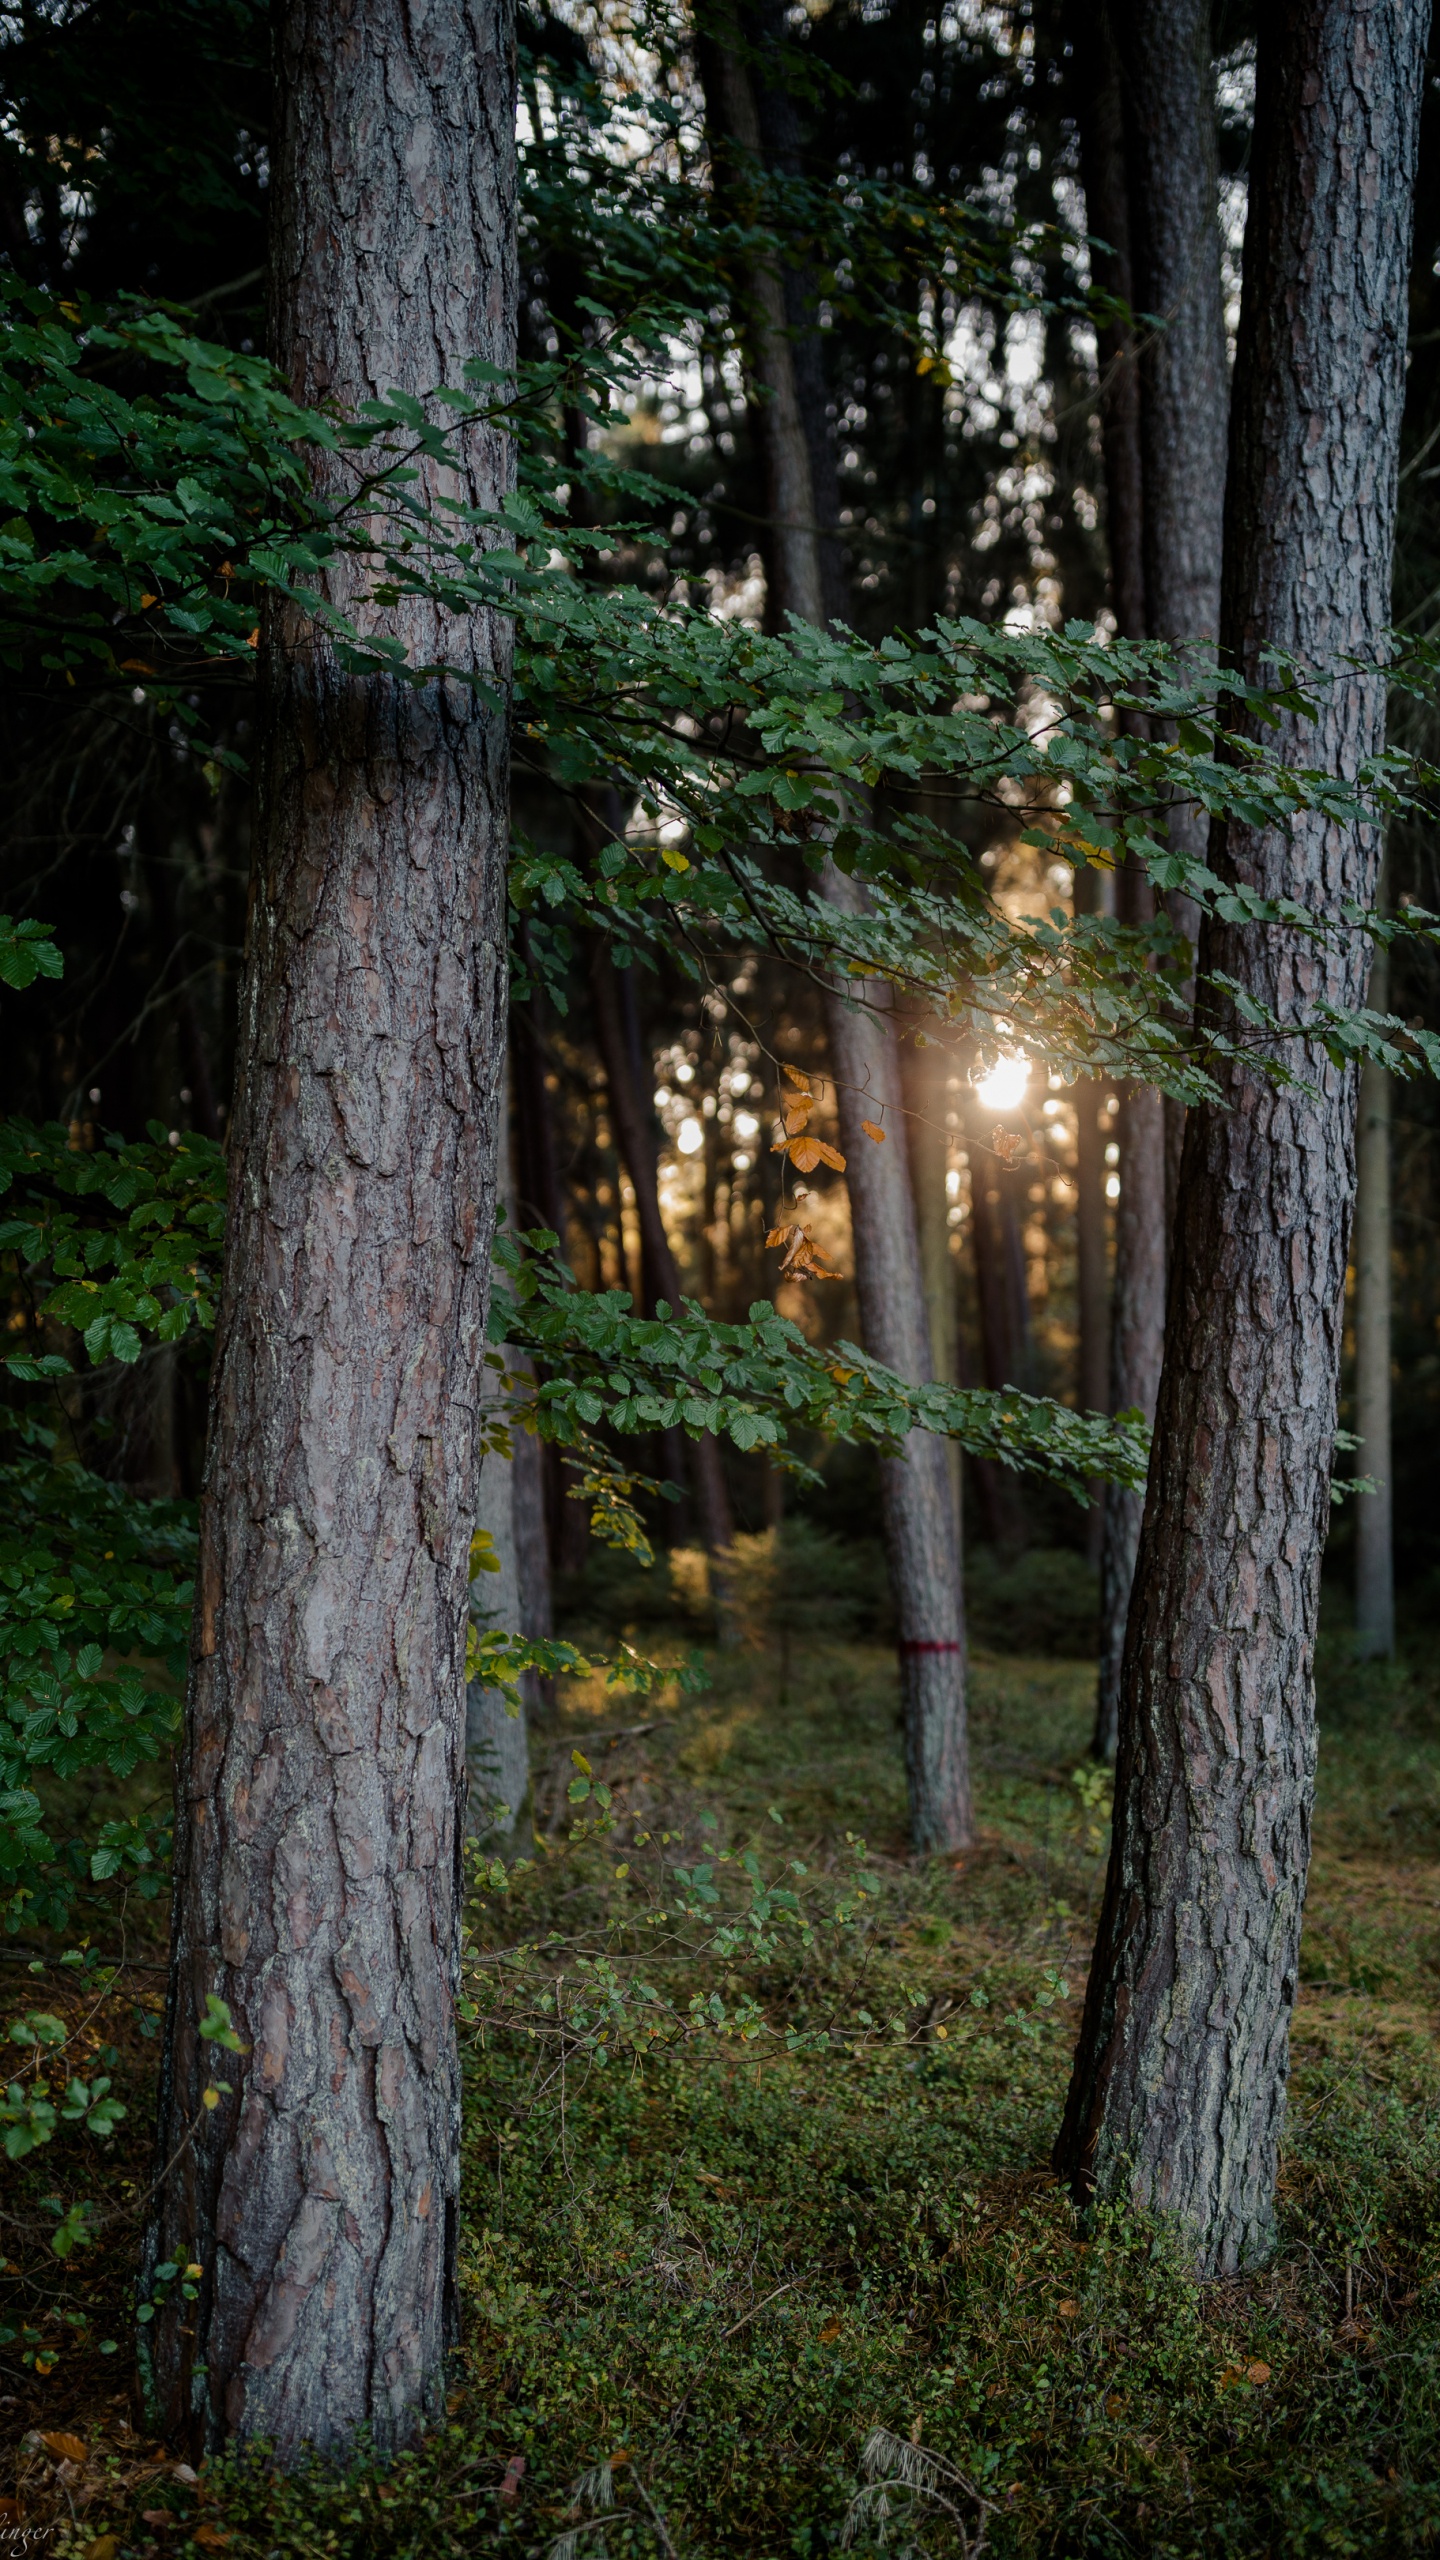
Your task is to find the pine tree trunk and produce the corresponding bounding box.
[1354,939,1394,1658]
[1117,0,1230,1190]
[1069,0,1146,648]
[904,1036,963,1542]
[698,17,970,1834]
[146,0,516,2456]
[825,870,972,1853]
[1056,0,1428,2274]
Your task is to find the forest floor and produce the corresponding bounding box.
[8,1585,1440,2557]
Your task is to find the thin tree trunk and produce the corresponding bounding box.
[1074,1077,1109,1571]
[1069,0,1146,649]
[1057,0,1427,2274]
[1092,1071,1165,1761]
[826,876,971,1853]
[588,938,738,1634]
[698,22,969,1846]
[146,0,516,2457]
[904,1036,963,1544]
[467,1389,531,1839]
[1355,937,1394,1658]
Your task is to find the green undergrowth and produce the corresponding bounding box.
[31,1620,1440,2557]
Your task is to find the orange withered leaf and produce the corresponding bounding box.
[991,1127,1026,1166]
[783,1099,816,1135]
[41,2433,87,2464]
[782,1064,812,1089]
[860,1118,885,1143]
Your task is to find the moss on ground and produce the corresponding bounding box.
[17,1615,1440,2555]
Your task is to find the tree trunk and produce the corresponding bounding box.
[1071,868,1114,1575]
[903,1035,963,1543]
[1092,1073,1166,1761]
[1354,937,1394,1658]
[1069,0,1145,649]
[1117,0,1230,1194]
[145,0,516,2457]
[1094,864,1167,1765]
[825,873,972,1853]
[588,937,738,1634]
[467,1403,531,1839]
[699,24,969,1844]
[1056,0,1427,2274]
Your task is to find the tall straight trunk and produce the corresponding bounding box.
[588,938,738,1629]
[1354,937,1395,1658]
[826,873,972,1853]
[1071,869,1115,1574]
[468,1064,552,1835]
[145,0,516,2457]
[1095,848,1167,1763]
[1069,0,1145,649]
[698,21,970,1838]
[1118,0,1229,1205]
[903,1036,963,1540]
[1057,0,1427,2274]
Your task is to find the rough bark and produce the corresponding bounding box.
[146,0,516,2457]
[1354,937,1394,1658]
[1056,0,1428,2273]
[1117,0,1230,1186]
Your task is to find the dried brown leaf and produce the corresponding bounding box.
[787,1136,824,1173]
[991,1127,1026,1166]
[860,1118,885,1144]
[41,2434,87,2465]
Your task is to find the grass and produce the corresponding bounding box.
[9,1580,1440,2556]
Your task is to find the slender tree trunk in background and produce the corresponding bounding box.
[1071,869,1115,1574]
[903,1036,963,1546]
[467,1391,530,1838]
[1069,0,1146,650]
[825,878,972,1853]
[1355,937,1395,1659]
[699,20,970,1838]
[1117,0,1229,1210]
[963,1097,1030,1554]
[1093,1068,1165,1762]
[589,938,738,1636]
[1074,1077,1109,1571]
[1057,0,1427,2274]
[146,0,516,2457]
[1094,856,1167,1763]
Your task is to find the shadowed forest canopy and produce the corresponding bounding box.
[5,0,1440,2548]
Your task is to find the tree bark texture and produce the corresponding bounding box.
[1117,0,1230,1174]
[1354,938,1394,1658]
[1057,0,1428,2273]
[146,0,517,2457]
[825,867,972,1853]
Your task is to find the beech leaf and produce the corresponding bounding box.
[860,1119,885,1143]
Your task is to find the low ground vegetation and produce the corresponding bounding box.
[5,1567,1440,2556]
